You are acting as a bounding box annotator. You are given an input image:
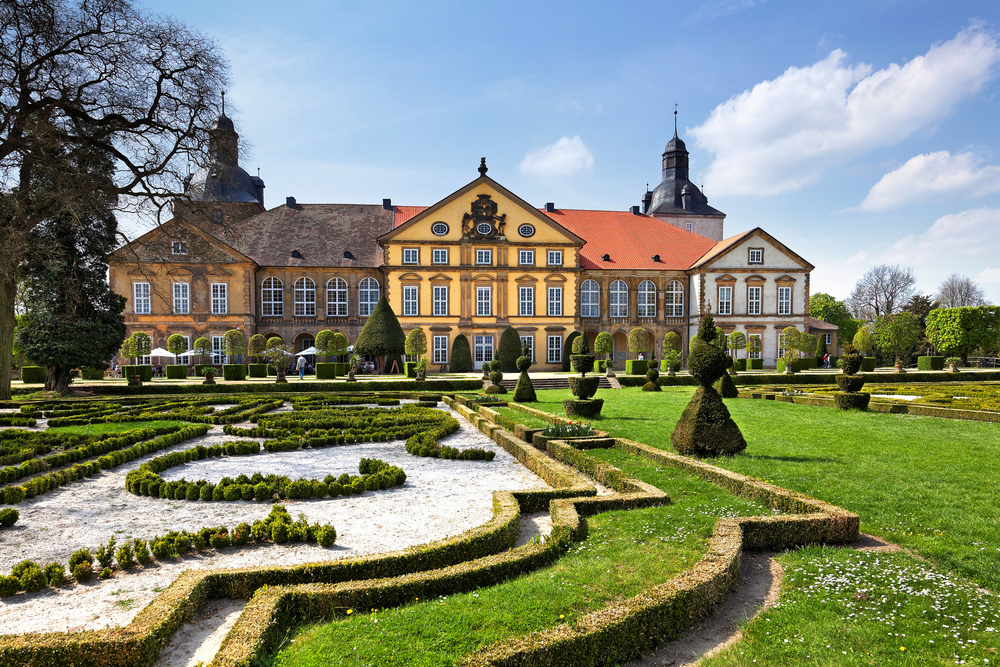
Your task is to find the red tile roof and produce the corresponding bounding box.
[393,206,427,227]
[542,209,718,270]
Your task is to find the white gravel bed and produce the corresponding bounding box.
[0,405,548,634]
[871,394,922,401]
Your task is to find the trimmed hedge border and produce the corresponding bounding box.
[738,391,1000,423]
[20,379,486,396]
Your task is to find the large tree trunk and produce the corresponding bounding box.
[0,272,14,401]
[45,364,71,394]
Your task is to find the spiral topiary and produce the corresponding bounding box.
[643,365,661,392]
[513,346,537,402]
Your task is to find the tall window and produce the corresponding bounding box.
[778,286,792,315]
[173,283,189,314]
[548,250,563,266]
[432,248,448,264]
[547,335,562,363]
[211,283,228,314]
[476,249,492,265]
[664,280,684,317]
[433,336,448,364]
[403,248,419,264]
[358,278,380,316]
[824,333,832,345]
[294,278,316,316]
[718,286,733,315]
[548,287,563,316]
[519,286,534,316]
[749,334,762,360]
[747,286,762,315]
[433,286,448,316]
[609,280,628,318]
[637,280,656,318]
[326,278,348,316]
[133,282,151,314]
[212,335,225,364]
[261,277,283,316]
[581,279,600,317]
[520,336,534,361]
[403,286,418,316]
[476,286,491,316]
[519,250,534,265]
[685,222,693,232]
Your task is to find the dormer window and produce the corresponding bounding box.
[171,241,188,255]
[748,248,764,264]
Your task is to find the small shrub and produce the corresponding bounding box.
[185,484,200,501]
[20,366,45,384]
[0,574,20,596]
[315,525,337,547]
[115,542,135,570]
[99,567,112,579]
[200,484,214,501]
[12,559,40,579]
[917,356,945,371]
[68,549,94,571]
[210,531,231,549]
[73,562,94,582]
[232,523,250,546]
[43,562,66,586]
[133,539,152,565]
[19,565,47,592]
[835,392,871,410]
[0,508,18,527]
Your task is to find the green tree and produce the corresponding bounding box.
[166,334,188,361]
[810,292,863,348]
[354,297,405,373]
[450,334,473,372]
[263,337,289,381]
[222,329,246,362]
[853,326,874,357]
[926,306,1000,365]
[193,337,212,364]
[130,332,151,362]
[746,335,762,360]
[314,330,335,361]
[248,334,267,363]
[628,327,650,357]
[595,331,613,366]
[874,312,921,367]
[497,326,521,372]
[728,331,746,358]
[331,332,349,358]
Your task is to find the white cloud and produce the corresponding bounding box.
[518,136,594,177]
[881,207,1000,264]
[978,267,1000,283]
[690,26,1000,196]
[859,151,1000,210]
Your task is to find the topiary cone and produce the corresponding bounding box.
[670,386,747,457]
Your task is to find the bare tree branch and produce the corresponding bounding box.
[935,274,990,308]
[847,264,916,321]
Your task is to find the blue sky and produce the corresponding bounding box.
[138,0,1000,304]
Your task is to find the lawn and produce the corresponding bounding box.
[268,447,774,667]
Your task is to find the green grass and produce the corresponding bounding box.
[45,420,190,435]
[269,449,773,667]
[523,387,1000,592]
[491,406,553,429]
[701,546,1000,666]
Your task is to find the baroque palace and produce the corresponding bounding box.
[109,108,836,370]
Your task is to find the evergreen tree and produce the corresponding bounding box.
[15,187,126,392]
[354,296,406,373]
[497,326,522,372]
[450,334,474,372]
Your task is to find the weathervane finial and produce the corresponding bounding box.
[674,102,678,136]
[221,90,226,115]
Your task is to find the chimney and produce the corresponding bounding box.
[545,202,555,213]
[285,196,296,208]
[382,198,392,211]
[630,205,640,215]
[651,254,661,263]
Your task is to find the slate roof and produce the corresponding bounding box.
[542,209,718,270]
[217,203,393,268]
[647,174,725,217]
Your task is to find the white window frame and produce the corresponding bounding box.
[520,336,534,362]
[176,335,191,365]
[294,278,316,316]
[212,335,225,365]
[519,286,534,316]
[476,286,492,316]
[637,280,656,318]
[326,277,348,317]
[749,333,762,360]
[173,282,190,314]
[547,335,562,363]
[211,283,228,315]
[403,285,418,316]
[133,282,151,314]
[519,250,534,266]
[547,250,563,266]
[358,278,380,317]
[825,333,833,345]
[433,285,448,316]
[476,249,492,265]
[548,286,563,317]
[171,241,188,255]
[581,279,600,318]
[609,280,628,318]
[432,248,448,264]
[747,286,762,315]
[433,336,449,364]
[778,286,792,315]
[403,248,419,264]
[261,277,283,317]
[685,222,693,232]
[748,248,764,264]
[718,286,732,315]
[665,280,684,317]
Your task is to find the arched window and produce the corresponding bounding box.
[261,277,283,316]
[326,277,348,317]
[581,279,600,318]
[637,280,656,318]
[294,278,316,316]
[359,277,380,317]
[664,280,684,317]
[609,280,628,318]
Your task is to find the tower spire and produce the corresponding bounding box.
[221,90,226,116]
[674,102,678,136]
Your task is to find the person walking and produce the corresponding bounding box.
[296,354,307,380]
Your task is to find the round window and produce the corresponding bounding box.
[431,222,449,236]
[477,222,493,235]
[518,224,535,238]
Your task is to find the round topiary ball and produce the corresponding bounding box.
[687,345,730,386]
[516,356,531,372]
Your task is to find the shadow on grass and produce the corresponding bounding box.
[738,454,841,464]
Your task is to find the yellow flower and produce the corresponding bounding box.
[346,609,353,615]
[559,614,565,619]
[900,647,905,651]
